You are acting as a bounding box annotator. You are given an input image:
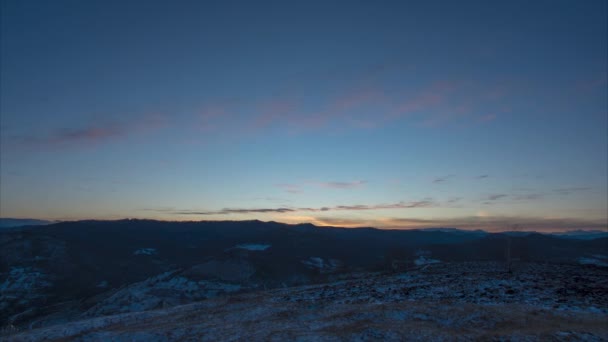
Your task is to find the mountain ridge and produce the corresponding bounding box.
[3,217,606,236]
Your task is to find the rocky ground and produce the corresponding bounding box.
[3,261,607,341]
[276,262,608,312]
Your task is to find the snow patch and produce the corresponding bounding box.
[0,267,52,292]
[133,248,157,256]
[302,257,325,269]
[233,243,271,251]
[414,256,440,266]
[83,271,245,317]
[0,267,52,314]
[301,257,342,273]
[578,257,608,267]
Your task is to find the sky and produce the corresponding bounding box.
[1,0,607,231]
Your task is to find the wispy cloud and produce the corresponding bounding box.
[512,193,544,201]
[317,88,389,130]
[476,174,489,179]
[140,207,177,213]
[198,105,228,131]
[311,180,367,189]
[147,200,436,216]
[479,187,591,203]
[389,85,447,119]
[330,88,385,112]
[13,114,168,149]
[179,207,297,215]
[177,76,514,140]
[253,99,299,129]
[386,80,505,127]
[575,75,607,93]
[433,175,455,184]
[487,194,508,201]
[478,113,497,122]
[553,187,591,195]
[242,78,507,136]
[251,196,292,204]
[312,215,607,232]
[49,126,123,145]
[305,217,381,227]
[12,124,123,148]
[276,183,302,194]
[332,200,433,211]
[11,77,514,151]
[277,180,367,193]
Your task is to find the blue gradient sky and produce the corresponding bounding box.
[1,0,606,231]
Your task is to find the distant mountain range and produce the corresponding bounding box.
[416,227,608,239]
[0,218,54,228]
[549,229,608,240]
[413,227,488,235]
[1,217,605,237]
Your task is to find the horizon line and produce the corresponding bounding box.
[1,217,607,234]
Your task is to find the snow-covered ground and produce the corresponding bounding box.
[0,267,52,317]
[4,262,607,341]
[269,262,608,313]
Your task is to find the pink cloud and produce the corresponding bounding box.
[198,105,228,131]
[250,86,387,135]
[312,180,367,189]
[386,80,513,128]
[576,75,607,92]
[309,216,607,232]
[276,180,367,193]
[189,77,513,138]
[391,92,444,118]
[16,113,169,149]
[485,87,508,100]
[387,81,465,120]
[478,113,497,122]
[276,183,302,194]
[347,118,380,129]
[254,100,299,129]
[133,113,169,133]
[330,88,385,112]
[159,199,436,216]
[288,112,329,133]
[454,101,474,115]
[200,106,227,119]
[47,126,123,145]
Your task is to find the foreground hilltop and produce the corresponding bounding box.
[1,219,607,337]
[6,261,608,341]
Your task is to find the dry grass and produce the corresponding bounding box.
[8,298,608,341]
[7,263,608,341]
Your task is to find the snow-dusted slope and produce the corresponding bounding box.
[82,270,246,318]
[4,262,607,341]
